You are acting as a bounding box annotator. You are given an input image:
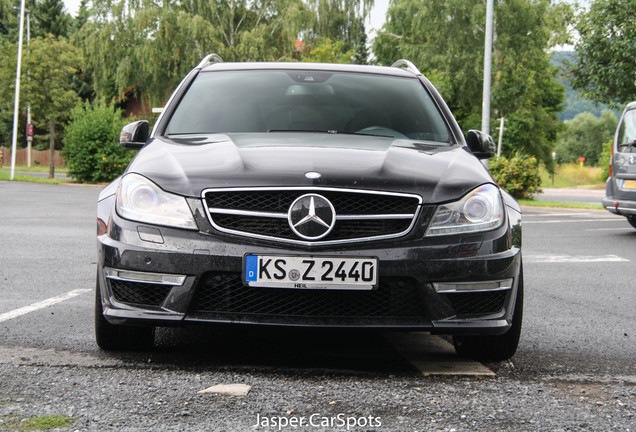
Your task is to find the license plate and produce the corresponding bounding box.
[244,255,378,290]
[623,179,636,189]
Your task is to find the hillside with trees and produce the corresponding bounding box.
[552,50,621,121]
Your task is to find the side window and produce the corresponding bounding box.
[617,109,636,153]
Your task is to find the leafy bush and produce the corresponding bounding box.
[62,103,134,183]
[489,154,542,200]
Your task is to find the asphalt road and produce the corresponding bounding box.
[0,181,634,431]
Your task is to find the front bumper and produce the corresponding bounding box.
[97,197,522,336]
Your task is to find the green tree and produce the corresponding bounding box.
[79,0,316,105]
[353,23,369,65]
[71,0,90,33]
[0,0,20,43]
[306,0,373,57]
[571,0,636,106]
[301,38,354,63]
[374,0,571,167]
[32,0,72,38]
[0,35,82,177]
[554,110,618,165]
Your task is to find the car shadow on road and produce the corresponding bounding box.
[98,326,470,376]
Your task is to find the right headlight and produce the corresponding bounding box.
[425,184,504,236]
[116,173,197,230]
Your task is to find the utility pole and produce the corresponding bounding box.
[9,0,27,181]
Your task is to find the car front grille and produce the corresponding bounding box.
[443,291,508,316]
[202,187,422,245]
[188,272,509,325]
[189,272,429,325]
[109,279,172,308]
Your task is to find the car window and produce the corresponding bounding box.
[617,109,636,153]
[165,70,451,143]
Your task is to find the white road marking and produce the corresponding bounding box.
[0,289,92,323]
[525,255,629,263]
[586,228,633,232]
[524,218,622,224]
[523,212,592,217]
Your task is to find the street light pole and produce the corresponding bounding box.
[9,0,27,181]
[25,9,32,168]
[481,0,494,136]
[13,7,32,167]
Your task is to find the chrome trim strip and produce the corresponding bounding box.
[201,186,422,247]
[433,279,513,293]
[335,214,413,220]
[104,268,187,286]
[202,186,423,201]
[616,207,636,215]
[208,208,287,219]
[208,208,413,220]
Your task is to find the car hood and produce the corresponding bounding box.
[125,133,494,203]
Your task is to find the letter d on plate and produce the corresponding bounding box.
[245,255,258,282]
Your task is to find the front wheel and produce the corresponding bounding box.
[95,277,155,351]
[452,265,523,361]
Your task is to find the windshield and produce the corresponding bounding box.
[165,70,451,143]
[617,109,636,153]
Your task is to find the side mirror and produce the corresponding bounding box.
[466,130,496,159]
[120,120,150,149]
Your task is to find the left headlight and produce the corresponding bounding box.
[425,184,504,236]
[116,173,197,230]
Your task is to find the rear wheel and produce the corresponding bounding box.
[95,277,155,351]
[626,216,636,230]
[452,265,523,361]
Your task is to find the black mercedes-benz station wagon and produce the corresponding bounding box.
[96,55,523,360]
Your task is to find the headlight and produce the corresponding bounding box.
[426,184,504,236]
[116,173,197,230]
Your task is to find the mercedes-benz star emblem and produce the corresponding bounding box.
[288,194,336,240]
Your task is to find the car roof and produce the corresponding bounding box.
[199,61,419,79]
[625,101,636,111]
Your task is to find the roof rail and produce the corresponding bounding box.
[196,53,223,69]
[391,59,421,76]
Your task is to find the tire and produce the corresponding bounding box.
[452,265,523,362]
[94,277,155,351]
[627,216,636,230]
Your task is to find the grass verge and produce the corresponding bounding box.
[539,163,605,189]
[0,172,72,184]
[0,164,69,173]
[0,414,74,431]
